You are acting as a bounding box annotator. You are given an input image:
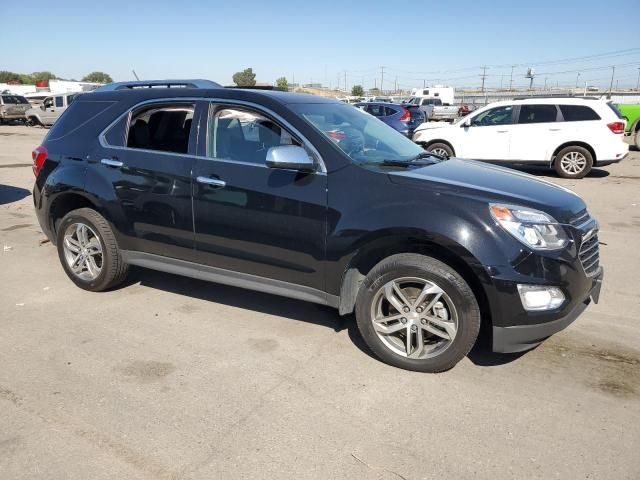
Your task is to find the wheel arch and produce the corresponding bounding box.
[337,233,492,331]
[48,192,102,243]
[418,139,456,156]
[550,141,596,166]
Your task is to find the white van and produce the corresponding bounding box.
[25,92,82,127]
[412,97,628,178]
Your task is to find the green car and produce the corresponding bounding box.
[617,103,640,149]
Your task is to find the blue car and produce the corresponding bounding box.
[355,102,424,137]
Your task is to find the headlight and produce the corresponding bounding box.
[489,204,568,250]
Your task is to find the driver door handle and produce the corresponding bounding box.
[101,158,123,168]
[197,176,226,188]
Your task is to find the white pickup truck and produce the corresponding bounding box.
[405,97,459,122]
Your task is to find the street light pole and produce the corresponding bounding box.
[608,66,615,98]
[576,73,580,89]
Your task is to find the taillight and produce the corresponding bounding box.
[327,131,347,140]
[399,108,411,122]
[32,145,48,177]
[607,121,625,134]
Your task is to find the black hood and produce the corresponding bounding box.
[386,159,586,222]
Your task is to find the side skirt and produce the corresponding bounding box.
[121,251,339,309]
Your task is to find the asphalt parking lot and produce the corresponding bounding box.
[1,124,639,479]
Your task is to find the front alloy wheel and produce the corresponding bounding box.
[370,277,458,359]
[355,254,480,372]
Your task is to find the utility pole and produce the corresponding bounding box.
[608,66,615,98]
[344,71,347,92]
[544,77,548,90]
[500,74,504,91]
[576,73,580,89]
[509,65,514,91]
[637,67,640,91]
[423,79,426,88]
[480,66,487,93]
[380,66,385,93]
[395,76,398,93]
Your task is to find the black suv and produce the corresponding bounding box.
[32,80,603,372]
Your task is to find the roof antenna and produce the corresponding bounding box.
[132,69,140,80]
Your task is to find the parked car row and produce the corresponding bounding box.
[0,92,82,126]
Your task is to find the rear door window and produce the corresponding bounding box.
[367,105,387,117]
[517,104,558,124]
[55,96,64,108]
[126,103,195,154]
[384,106,398,116]
[559,105,601,122]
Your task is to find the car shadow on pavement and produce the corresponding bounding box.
[0,184,31,205]
[128,267,532,368]
[127,267,347,332]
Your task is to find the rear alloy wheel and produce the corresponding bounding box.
[554,146,593,179]
[426,142,453,158]
[355,254,480,372]
[56,208,129,291]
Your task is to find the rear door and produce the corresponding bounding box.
[509,104,561,161]
[191,102,327,291]
[92,101,197,260]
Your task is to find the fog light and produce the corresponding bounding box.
[517,285,565,311]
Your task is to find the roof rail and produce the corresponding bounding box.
[512,95,599,101]
[92,79,222,92]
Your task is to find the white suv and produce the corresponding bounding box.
[412,97,628,178]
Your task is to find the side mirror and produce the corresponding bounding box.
[266,145,316,172]
[462,118,471,128]
[40,104,46,110]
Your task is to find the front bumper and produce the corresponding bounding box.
[493,268,603,353]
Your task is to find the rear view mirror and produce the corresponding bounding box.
[266,145,315,172]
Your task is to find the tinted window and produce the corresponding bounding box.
[518,105,557,124]
[66,94,79,105]
[385,106,398,116]
[367,105,387,117]
[208,107,300,165]
[1,95,29,104]
[559,105,600,122]
[46,100,117,141]
[55,96,64,108]
[471,105,514,126]
[127,104,194,154]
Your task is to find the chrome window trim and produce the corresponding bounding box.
[98,97,327,174]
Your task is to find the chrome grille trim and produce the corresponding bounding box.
[578,233,600,277]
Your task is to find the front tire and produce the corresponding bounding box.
[56,208,129,291]
[355,254,480,372]
[554,146,593,179]
[426,142,454,158]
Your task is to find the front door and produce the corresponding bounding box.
[192,103,327,291]
[459,104,514,160]
[40,97,57,124]
[90,101,197,260]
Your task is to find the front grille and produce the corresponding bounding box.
[579,232,600,277]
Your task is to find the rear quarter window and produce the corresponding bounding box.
[45,100,117,141]
[559,105,601,121]
[607,102,624,120]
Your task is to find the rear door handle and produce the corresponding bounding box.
[549,128,561,131]
[496,130,508,133]
[196,176,226,188]
[101,158,123,168]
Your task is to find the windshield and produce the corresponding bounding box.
[290,103,425,165]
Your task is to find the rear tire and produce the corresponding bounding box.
[426,142,454,158]
[554,146,593,179]
[355,254,480,372]
[56,208,129,292]
[634,129,640,151]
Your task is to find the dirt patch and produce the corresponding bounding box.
[248,338,279,353]
[1,223,33,231]
[116,361,175,383]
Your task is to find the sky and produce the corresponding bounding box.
[2,0,639,91]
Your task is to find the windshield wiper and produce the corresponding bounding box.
[381,151,446,168]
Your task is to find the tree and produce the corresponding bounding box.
[81,72,113,84]
[351,85,364,97]
[0,71,23,83]
[275,77,288,91]
[30,71,57,82]
[232,68,256,87]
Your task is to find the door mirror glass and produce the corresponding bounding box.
[266,145,315,172]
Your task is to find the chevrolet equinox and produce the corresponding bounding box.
[32,80,603,372]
